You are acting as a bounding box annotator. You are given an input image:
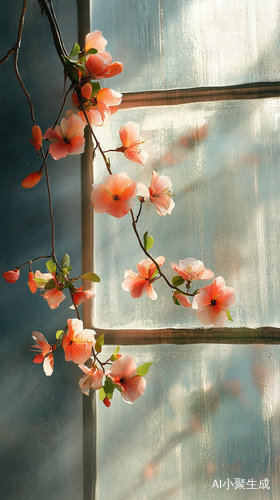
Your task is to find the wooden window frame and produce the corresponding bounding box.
[77,2,280,499]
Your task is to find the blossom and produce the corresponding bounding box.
[28,271,37,294]
[43,114,85,160]
[62,318,95,364]
[107,355,146,404]
[30,125,42,151]
[73,83,122,127]
[119,122,148,165]
[91,172,137,218]
[72,287,95,306]
[43,288,66,310]
[3,269,20,283]
[192,276,235,327]
[171,257,214,283]
[149,171,175,216]
[29,331,54,376]
[122,256,165,300]
[84,30,123,79]
[78,364,103,395]
[21,170,43,188]
[34,270,66,309]
[173,291,192,307]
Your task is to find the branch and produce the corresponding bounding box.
[0,0,28,66]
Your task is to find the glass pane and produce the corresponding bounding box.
[91,0,280,92]
[93,98,280,329]
[97,344,279,499]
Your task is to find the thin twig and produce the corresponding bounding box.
[52,82,75,128]
[130,209,193,297]
[0,0,28,66]
[76,88,112,174]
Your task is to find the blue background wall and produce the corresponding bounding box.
[0,2,84,499]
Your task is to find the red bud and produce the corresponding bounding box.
[3,269,20,283]
[22,171,43,188]
[103,397,111,407]
[28,272,37,293]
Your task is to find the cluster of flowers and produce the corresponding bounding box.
[3,28,235,405]
[123,257,235,327]
[28,318,150,406]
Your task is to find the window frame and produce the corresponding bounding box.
[77,2,280,499]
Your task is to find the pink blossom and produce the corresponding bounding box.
[30,125,42,151]
[149,171,175,216]
[119,122,148,165]
[73,287,95,306]
[29,331,54,376]
[43,288,66,310]
[73,84,122,127]
[122,256,165,300]
[43,114,85,160]
[173,291,192,307]
[78,364,103,395]
[91,172,137,218]
[192,276,235,327]
[62,318,95,364]
[3,269,20,283]
[171,258,214,283]
[107,355,146,404]
[84,30,123,79]
[34,271,66,310]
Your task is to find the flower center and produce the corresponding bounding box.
[112,195,119,200]
[211,299,216,305]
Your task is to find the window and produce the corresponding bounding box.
[79,1,280,498]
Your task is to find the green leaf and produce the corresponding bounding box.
[143,231,154,251]
[44,279,56,290]
[61,254,70,268]
[46,258,56,274]
[81,272,101,283]
[87,48,98,55]
[74,63,87,76]
[34,277,49,286]
[172,295,181,306]
[99,387,106,401]
[145,235,154,251]
[70,43,80,57]
[63,282,74,289]
[56,330,64,340]
[136,362,153,377]
[172,275,185,287]
[150,269,159,280]
[90,81,101,96]
[110,345,120,361]
[104,376,115,394]
[226,310,233,322]
[95,333,105,354]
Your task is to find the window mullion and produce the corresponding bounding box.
[120,82,280,109]
[93,326,280,345]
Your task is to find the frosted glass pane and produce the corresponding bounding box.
[91,0,280,92]
[97,344,280,499]
[93,98,280,329]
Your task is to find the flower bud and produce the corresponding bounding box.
[3,269,20,283]
[28,272,37,293]
[103,397,111,407]
[30,125,42,151]
[22,171,43,188]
